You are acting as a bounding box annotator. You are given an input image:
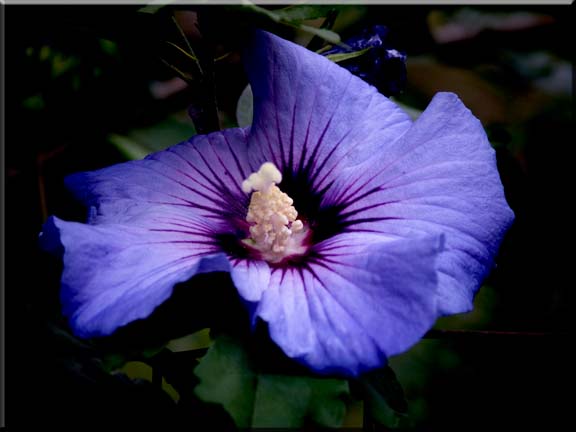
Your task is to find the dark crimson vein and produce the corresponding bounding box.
[146,240,219,246]
[271,50,288,170]
[148,228,215,237]
[338,200,400,220]
[339,216,404,228]
[150,151,223,198]
[307,73,356,187]
[223,130,249,183]
[258,118,281,169]
[189,144,247,216]
[310,128,353,190]
[160,220,215,235]
[296,60,326,176]
[207,135,247,199]
[303,116,334,180]
[333,177,379,209]
[286,96,297,172]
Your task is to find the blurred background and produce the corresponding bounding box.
[5,3,572,430]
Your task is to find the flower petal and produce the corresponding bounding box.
[230,235,442,376]
[229,258,270,304]
[41,211,231,338]
[324,92,514,315]
[66,128,252,226]
[242,30,412,195]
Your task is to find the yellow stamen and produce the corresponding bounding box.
[242,163,306,262]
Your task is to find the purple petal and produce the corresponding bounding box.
[45,128,254,337]
[230,235,442,376]
[66,128,252,226]
[41,209,231,338]
[229,258,270,304]
[242,30,412,194]
[324,92,514,315]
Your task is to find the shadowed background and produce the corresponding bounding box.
[5,4,572,430]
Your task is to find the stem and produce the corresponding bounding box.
[186,59,220,134]
[176,11,220,134]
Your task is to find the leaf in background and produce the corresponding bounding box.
[324,46,373,63]
[252,375,348,428]
[167,328,212,353]
[138,0,175,15]
[102,353,128,373]
[360,366,409,429]
[251,375,310,428]
[306,378,350,428]
[296,24,341,45]
[108,134,150,160]
[194,334,256,428]
[141,345,167,359]
[22,94,46,111]
[120,360,180,402]
[194,334,350,429]
[274,5,341,22]
[228,2,342,46]
[109,114,196,160]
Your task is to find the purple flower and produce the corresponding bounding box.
[41,30,513,376]
[322,25,407,97]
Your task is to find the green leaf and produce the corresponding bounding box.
[194,334,256,428]
[194,334,350,429]
[360,366,409,429]
[307,378,350,428]
[22,94,45,111]
[252,375,311,428]
[252,375,348,428]
[108,134,150,160]
[108,115,196,160]
[102,353,128,373]
[274,5,341,22]
[296,24,341,45]
[138,0,175,15]
[167,329,212,353]
[141,345,166,359]
[231,2,342,46]
[324,47,373,63]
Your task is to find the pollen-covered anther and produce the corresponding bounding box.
[242,163,307,262]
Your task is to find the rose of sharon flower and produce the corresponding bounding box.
[41,30,513,376]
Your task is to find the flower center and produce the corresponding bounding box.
[242,162,308,263]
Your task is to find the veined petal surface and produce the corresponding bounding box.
[66,128,253,226]
[243,30,413,196]
[42,211,230,338]
[230,235,442,376]
[43,128,255,336]
[323,93,514,314]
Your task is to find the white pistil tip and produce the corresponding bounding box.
[242,162,306,262]
[241,162,282,194]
